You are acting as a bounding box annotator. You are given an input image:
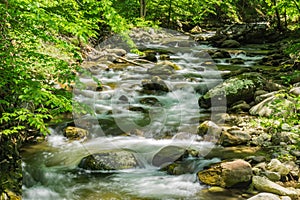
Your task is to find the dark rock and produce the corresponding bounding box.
[141,76,170,94]
[221,40,240,48]
[230,58,245,65]
[229,100,250,113]
[143,52,157,62]
[211,50,231,59]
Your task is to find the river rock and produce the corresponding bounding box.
[252,176,298,197]
[290,87,300,96]
[249,95,294,117]
[199,73,265,108]
[152,146,186,168]
[230,58,245,64]
[229,100,251,113]
[247,192,281,200]
[221,39,240,48]
[198,159,252,188]
[147,61,181,77]
[78,151,139,170]
[219,129,251,146]
[106,48,127,56]
[267,159,290,177]
[162,157,221,175]
[264,171,281,182]
[141,76,169,94]
[197,121,222,138]
[64,126,88,140]
[211,50,231,59]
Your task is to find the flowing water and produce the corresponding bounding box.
[22,29,268,200]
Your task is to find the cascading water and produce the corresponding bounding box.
[22,28,266,199]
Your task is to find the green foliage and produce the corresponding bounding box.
[0,0,130,137]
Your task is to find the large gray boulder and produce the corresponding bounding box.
[198,159,252,188]
[78,150,139,170]
[199,73,266,108]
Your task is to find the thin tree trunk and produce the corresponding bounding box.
[272,0,282,30]
[292,0,300,14]
[140,0,146,18]
[167,0,172,28]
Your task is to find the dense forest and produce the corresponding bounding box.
[0,0,300,199]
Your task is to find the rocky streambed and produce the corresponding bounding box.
[21,27,300,200]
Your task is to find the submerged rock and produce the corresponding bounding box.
[78,151,139,170]
[198,159,252,188]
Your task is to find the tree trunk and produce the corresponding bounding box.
[272,0,282,31]
[167,0,172,27]
[292,0,300,14]
[140,0,146,18]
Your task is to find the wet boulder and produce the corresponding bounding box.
[163,157,221,175]
[152,146,187,168]
[198,159,252,188]
[64,126,88,140]
[199,73,266,108]
[78,150,139,170]
[221,39,240,48]
[211,50,231,59]
[230,58,245,65]
[141,76,170,94]
[147,61,181,76]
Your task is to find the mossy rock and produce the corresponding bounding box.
[198,159,252,188]
[199,72,266,108]
[78,151,139,171]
